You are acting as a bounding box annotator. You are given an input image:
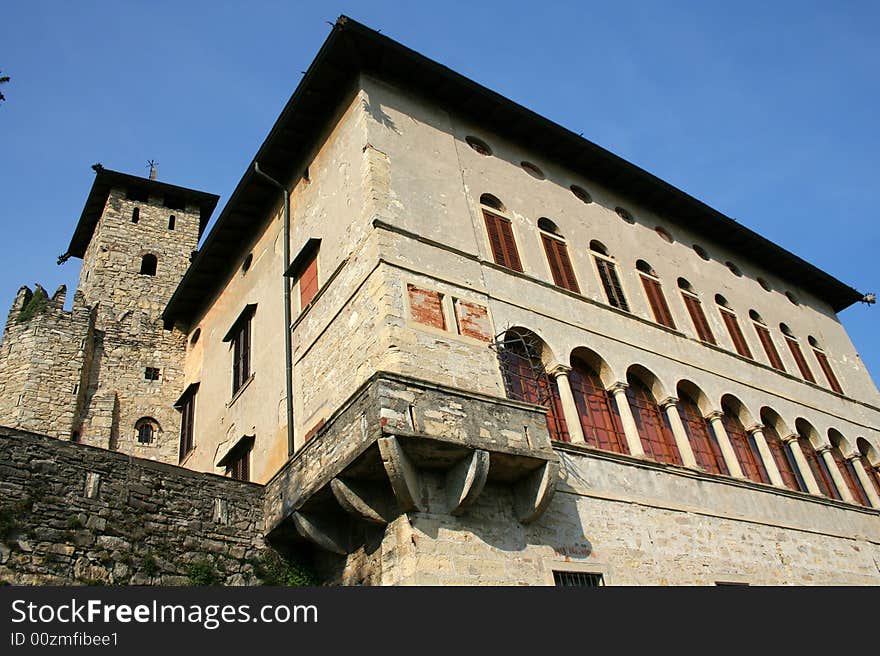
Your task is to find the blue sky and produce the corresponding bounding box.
[2,1,878,384]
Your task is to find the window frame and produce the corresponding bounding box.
[175,382,199,463]
[639,271,676,329]
[592,251,629,311]
[482,208,523,273]
[223,304,257,398]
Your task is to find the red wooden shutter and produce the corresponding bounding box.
[720,310,752,358]
[799,438,838,498]
[569,363,627,454]
[626,380,682,466]
[483,211,523,272]
[640,275,676,329]
[813,349,843,394]
[785,337,816,383]
[678,397,727,475]
[754,324,785,371]
[541,235,580,293]
[722,414,770,484]
[681,293,715,344]
[299,254,319,308]
[595,258,629,311]
[830,447,869,506]
[763,424,801,491]
[861,456,880,499]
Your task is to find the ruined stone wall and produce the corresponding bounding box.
[0,285,94,440]
[0,426,276,586]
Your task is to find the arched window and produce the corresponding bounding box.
[829,432,870,506]
[135,417,158,445]
[716,295,752,359]
[856,438,880,500]
[496,330,568,442]
[569,356,627,454]
[780,324,815,383]
[538,218,579,293]
[750,310,785,371]
[626,373,681,465]
[678,279,715,344]
[480,195,523,273]
[809,337,843,394]
[590,241,628,311]
[140,254,158,276]
[721,401,769,484]
[762,421,803,491]
[796,425,839,499]
[677,391,727,474]
[637,261,675,329]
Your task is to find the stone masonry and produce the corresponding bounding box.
[0,169,216,463]
[0,426,299,586]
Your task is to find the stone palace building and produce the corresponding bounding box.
[1,16,878,585]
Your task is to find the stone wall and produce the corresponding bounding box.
[0,285,94,440]
[321,447,880,586]
[0,426,288,586]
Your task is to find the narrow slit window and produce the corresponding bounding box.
[168,215,176,230]
[131,207,140,223]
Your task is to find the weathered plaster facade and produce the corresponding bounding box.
[2,17,879,585]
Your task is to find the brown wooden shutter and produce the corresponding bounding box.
[813,349,843,394]
[299,254,319,308]
[595,258,629,311]
[681,293,716,344]
[830,447,870,506]
[784,337,815,383]
[754,324,785,371]
[640,275,676,329]
[720,309,752,358]
[483,211,523,272]
[541,234,580,293]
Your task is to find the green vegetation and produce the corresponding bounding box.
[17,287,49,323]
[185,559,221,585]
[253,550,318,586]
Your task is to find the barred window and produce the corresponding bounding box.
[553,571,604,586]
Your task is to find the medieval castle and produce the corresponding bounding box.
[1,16,878,585]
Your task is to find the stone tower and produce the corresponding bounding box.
[0,165,218,462]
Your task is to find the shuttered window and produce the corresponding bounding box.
[498,342,568,443]
[754,324,785,371]
[227,445,251,482]
[594,257,629,311]
[722,414,770,484]
[626,378,681,466]
[813,349,843,394]
[860,455,880,499]
[799,438,839,499]
[720,309,752,358]
[678,396,727,475]
[299,253,319,309]
[224,307,256,397]
[541,234,580,293]
[785,337,816,383]
[763,423,802,491]
[569,361,627,454]
[640,275,676,329]
[830,446,870,506]
[177,387,197,462]
[681,293,715,344]
[483,210,523,272]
